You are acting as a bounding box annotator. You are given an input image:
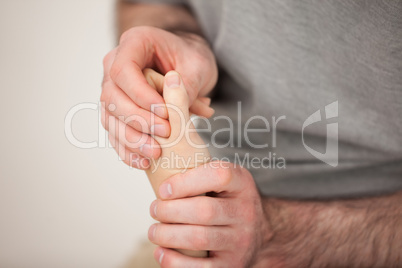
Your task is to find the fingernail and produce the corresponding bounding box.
[151,201,157,218]
[140,144,153,158]
[150,124,167,137]
[165,72,181,88]
[148,224,157,241]
[160,183,172,198]
[154,106,168,119]
[159,249,164,264]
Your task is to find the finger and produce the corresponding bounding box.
[108,133,150,170]
[154,247,221,268]
[144,69,215,118]
[105,110,161,159]
[102,47,117,79]
[101,80,171,137]
[159,162,252,199]
[161,71,208,155]
[163,71,191,140]
[145,68,215,117]
[189,98,215,118]
[109,38,168,119]
[143,68,164,95]
[198,97,211,106]
[149,223,235,251]
[150,196,239,225]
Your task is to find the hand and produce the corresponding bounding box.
[148,161,272,267]
[101,26,218,169]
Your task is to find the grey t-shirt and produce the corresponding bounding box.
[131,0,402,199]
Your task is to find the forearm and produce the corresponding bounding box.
[257,191,402,267]
[117,0,202,37]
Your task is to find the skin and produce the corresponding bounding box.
[150,167,402,267]
[149,161,270,267]
[101,4,218,168]
[144,69,210,258]
[101,1,402,267]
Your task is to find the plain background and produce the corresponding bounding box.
[0,0,157,267]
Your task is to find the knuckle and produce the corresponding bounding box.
[131,156,148,170]
[245,208,257,223]
[210,230,228,250]
[102,51,114,69]
[241,200,258,224]
[119,26,151,44]
[197,200,215,224]
[109,62,123,83]
[216,165,232,187]
[193,227,209,250]
[124,135,142,151]
[100,89,110,104]
[119,27,136,43]
[170,91,189,107]
[128,117,142,131]
[159,202,172,221]
[238,231,253,249]
[152,224,164,243]
[133,25,153,35]
[119,31,130,44]
[100,88,117,110]
[145,134,154,144]
[220,199,237,219]
[241,166,253,181]
[160,229,176,246]
[127,115,150,134]
[186,79,200,101]
[145,137,161,157]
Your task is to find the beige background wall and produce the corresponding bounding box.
[0,1,156,267]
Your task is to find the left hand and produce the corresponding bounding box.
[148,161,272,267]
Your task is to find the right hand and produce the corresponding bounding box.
[101,26,218,169]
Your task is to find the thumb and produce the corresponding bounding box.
[163,71,191,139]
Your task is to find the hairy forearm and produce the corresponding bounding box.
[257,191,402,267]
[117,0,202,37]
